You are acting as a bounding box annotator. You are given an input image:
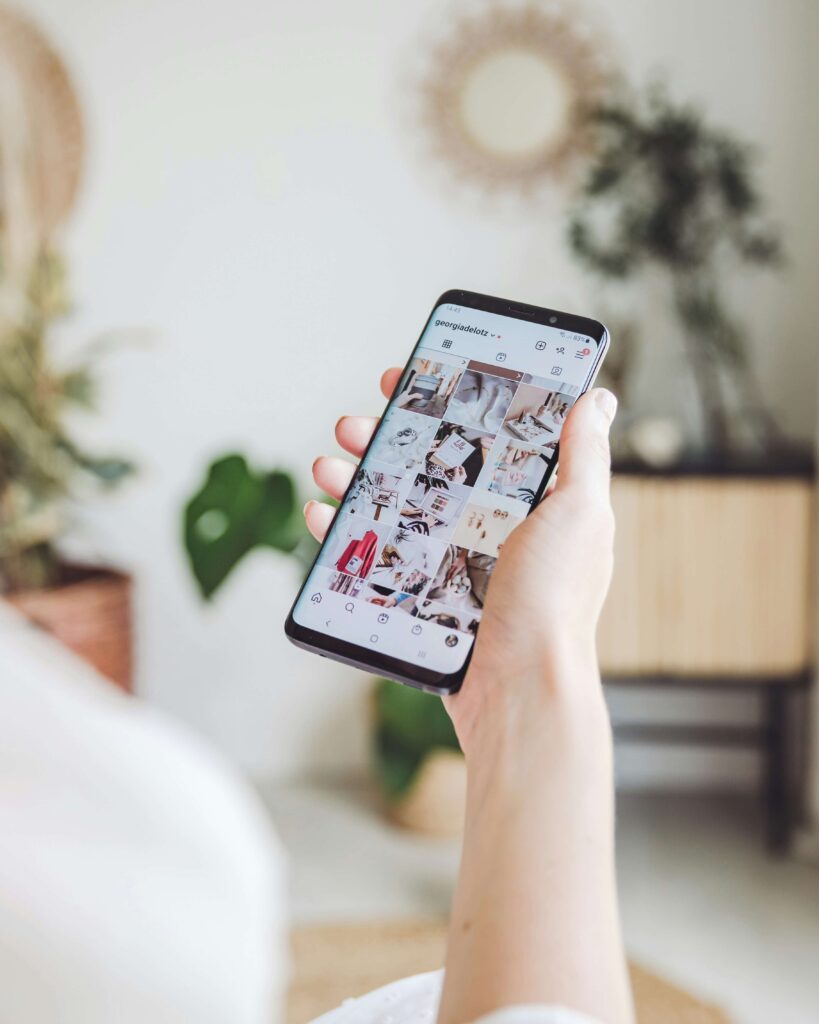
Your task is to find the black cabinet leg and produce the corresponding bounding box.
[764,688,790,853]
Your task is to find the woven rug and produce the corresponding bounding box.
[288,919,730,1024]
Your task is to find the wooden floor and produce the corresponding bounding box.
[288,919,731,1024]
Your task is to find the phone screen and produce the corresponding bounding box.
[290,298,604,683]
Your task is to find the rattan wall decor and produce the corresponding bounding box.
[0,5,83,278]
[417,1,617,197]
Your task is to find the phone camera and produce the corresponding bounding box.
[549,315,557,323]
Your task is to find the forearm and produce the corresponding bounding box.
[438,658,634,1024]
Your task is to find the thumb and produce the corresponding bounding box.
[554,388,617,501]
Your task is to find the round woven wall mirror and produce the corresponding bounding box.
[420,3,616,194]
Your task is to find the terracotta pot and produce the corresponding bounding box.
[6,564,133,692]
[388,749,466,837]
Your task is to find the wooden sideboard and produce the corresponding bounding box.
[598,464,815,851]
[599,475,814,676]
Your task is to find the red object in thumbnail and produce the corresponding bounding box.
[336,530,378,578]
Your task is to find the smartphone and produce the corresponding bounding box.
[285,289,609,695]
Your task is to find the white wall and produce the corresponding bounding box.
[24,0,819,784]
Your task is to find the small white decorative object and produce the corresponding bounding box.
[415,0,619,197]
[628,416,685,468]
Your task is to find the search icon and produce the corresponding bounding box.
[345,602,355,613]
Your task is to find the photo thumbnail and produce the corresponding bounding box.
[394,357,464,419]
[357,582,421,615]
[426,544,496,611]
[327,571,364,598]
[479,440,551,503]
[346,462,406,524]
[452,499,525,559]
[318,512,392,580]
[500,383,574,447]
[397,474,472,538]
[368,407,440,473]
[445,367,518,433]
[369,527,445,597]
[425,421,494,486]
[416,598,481,635]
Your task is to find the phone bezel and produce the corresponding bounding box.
[284,288,609,695]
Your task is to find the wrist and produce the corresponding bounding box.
[461,669,615,854]
[461,650,611,769]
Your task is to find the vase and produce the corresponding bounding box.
[387,749,466,837]
[6,563,133,692]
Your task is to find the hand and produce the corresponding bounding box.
[305,367,617,756]
[305,369,413,544]
[395,390,423,408]
[448,386,617,754]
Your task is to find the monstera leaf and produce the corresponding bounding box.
[184,454,316,599]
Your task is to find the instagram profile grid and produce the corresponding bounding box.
[314,349,578,635]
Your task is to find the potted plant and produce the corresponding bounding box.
[567,83,786,460]
[0,251,134,687]
[373,678,464,837]
[0,7,137,687]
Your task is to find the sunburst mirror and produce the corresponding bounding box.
[419,2,617,195]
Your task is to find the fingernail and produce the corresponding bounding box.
[303,500,315,515]
[594,389,617,424]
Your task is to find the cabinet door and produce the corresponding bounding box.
[598,477,814,676]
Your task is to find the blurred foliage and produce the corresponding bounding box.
[591,316,639,408]
[373,677,460,797]
[183,454,320,599]
[568,84,785,455]
[0,249,133,592]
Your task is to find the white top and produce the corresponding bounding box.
[0,606,601,1024]
[0,605,287,1024]
[311,970,602,1024]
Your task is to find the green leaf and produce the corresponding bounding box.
[374,678,460,755]
[60,367,97,408]
[373,728,422,797]
[80,455,135,484]
[183,454,301,599]
[55,437,135,485]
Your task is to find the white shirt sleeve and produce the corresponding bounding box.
[310,970,604,1024]
[473,1005,604,1024]
[0,608,287,1024]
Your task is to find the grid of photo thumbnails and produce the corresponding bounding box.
[317,351,578,641]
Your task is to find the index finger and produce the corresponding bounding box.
[381,367,402,399]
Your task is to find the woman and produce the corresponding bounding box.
[0,369,630,1024]
[306,368,634,1024]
